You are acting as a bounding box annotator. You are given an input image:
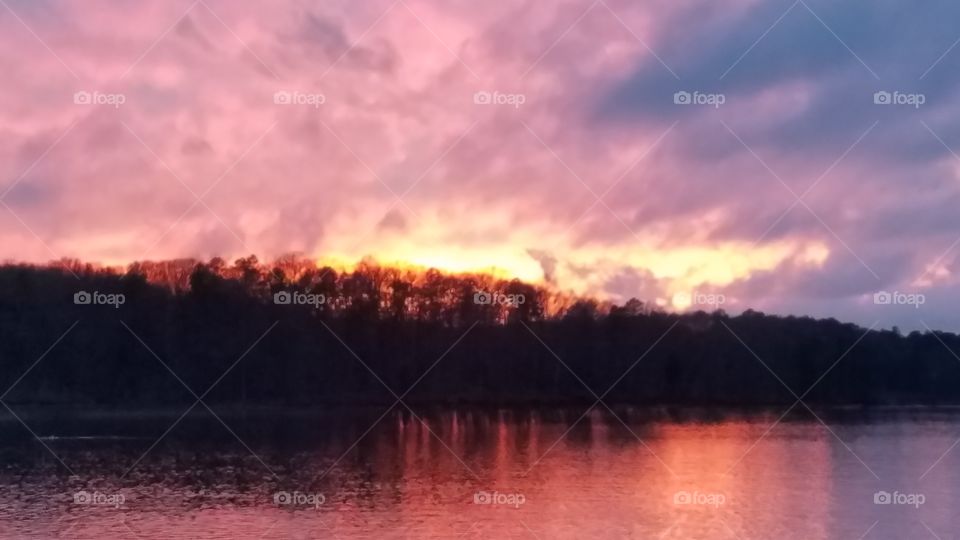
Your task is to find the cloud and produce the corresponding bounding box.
[526,249,558,284]
[377,208,408,233]
[0,0,959,329]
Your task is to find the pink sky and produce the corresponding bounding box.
[2,0,960,329]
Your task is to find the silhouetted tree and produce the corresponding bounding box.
[0,256,957,408]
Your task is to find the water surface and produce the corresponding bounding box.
[1,407,958,539]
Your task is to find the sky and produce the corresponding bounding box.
[1,0,959,330]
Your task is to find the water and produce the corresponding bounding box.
[1,406,959,539]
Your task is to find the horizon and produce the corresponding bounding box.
[1,0,958,332]
[4,253,941,334]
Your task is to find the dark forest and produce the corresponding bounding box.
[1,256,957,408]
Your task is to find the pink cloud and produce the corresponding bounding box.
[1,0,959,329]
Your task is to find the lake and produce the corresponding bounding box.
[0,406,958,539]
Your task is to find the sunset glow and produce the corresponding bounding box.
[1,0,959,329]
[6,2,960,538]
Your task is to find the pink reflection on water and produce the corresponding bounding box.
[4,410,957,539]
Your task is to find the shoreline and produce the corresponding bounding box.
[5,401,960,420]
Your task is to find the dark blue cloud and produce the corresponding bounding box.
[598,0,960,160]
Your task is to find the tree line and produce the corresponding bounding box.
[0,255,957,407]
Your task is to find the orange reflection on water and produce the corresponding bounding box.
[10,408,943,539]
